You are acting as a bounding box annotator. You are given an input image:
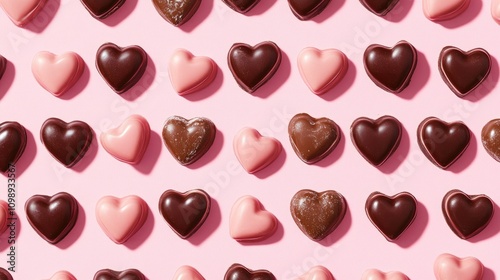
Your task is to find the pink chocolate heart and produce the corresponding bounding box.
[0,0,47,26]
[361,269,408,280]
[423,0,470,21]
[434,253,483,280]
[298,266,335,280]
[0,201,8,234]
[233,127,282,174]
[168,49,217,95]
[229,195,277,241]
[492,0,500,21]
[173,265,205,280]
[48,271,77,280]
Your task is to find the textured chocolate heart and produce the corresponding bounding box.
[442,189,494,239]
[152,0,201,26]
[417,117,470,169]
[0,121,27,173]
[25,192,79,244]
[93,269,145,280]
[162,116,216,165]
[351,116,402,166]
[288,0,331,20]
[0,55,6,80]
[222,0,260,13]
[224,263,276,280]
[438,46,491,98]
[159,189,211,239]
[96,43,147,94]
[80,0,125,19]
[0,268,12,280]
[40,118,93,168]
[365,191,417,241]
[481,119,500,162]
[364,40,417,93]
[290,189,346,241]
[288,113,341,164]
[359,0,399,15]
[228,41,281,93]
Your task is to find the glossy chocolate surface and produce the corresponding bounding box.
[0,121,27,173]
[152,0,201,26]
[288,0,331,20]
[80,0,125,19]
[94,269,145,280]
[224,263,276,280]
[0,268,12,280]
[0,55,6,80]
[222,0,260,13]
[481,119,500,162]
[360,0,399,15]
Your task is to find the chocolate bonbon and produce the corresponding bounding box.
[94,268,145,280]
[360,0,399,16]
[229,196,278,241]
[48,271,77,280]
[434,253,483,280]
[233,127,282,173]
[0,268,12,280]
[0,201,7,234]
[288,0,331,20]
[173,266,205,280]
[224,263,276,280]
[0,121,27,173]
[80,0,125,19]
[222,0,260,13]
[361,269,409,280]
[438,46,491,98]
[168,49,217,95]
[423,0,470,21]
[0,0,47,26]
[0,55,6,80]
[493,0,500,21]
[481,119,500,162]
[152,0,201,26]
[299,266,334,280]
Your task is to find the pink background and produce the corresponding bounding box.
[1,0,500,278]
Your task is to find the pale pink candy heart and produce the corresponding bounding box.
[100,115,151,165]
[492,0,500,22]
[172,265,205,280]
[0,201,8,234]
[298,266,335,280]
[361,269,409,280]
[229,195,278,241]
[95,195,149,244]
[31,51,84,97]
[48,271,77,280]
[168,49,217,95]
[298,47,348,95]
[434,253,483,280]
[422,0,470,21]
[0,0,47,26]
[233,127,282,174]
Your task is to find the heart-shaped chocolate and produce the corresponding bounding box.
[363,40,417,93]
[434,253,483,280]
[438,46,491,98]
[94,269,145,280]
[80,0,125,19]
[173,266,205,280]
[224,263,276,280]
[25,192,79,244]
[481,119,500,162]
[290,189,346,241]
[0,268,12,280]
[96,43,148,94]
[48,271,77,280]
[299,266,334,280]
[162,116,216,165]
[0,0,47,26]
[0,121,27,173]
[359,0,399,15]
[423,0,470,21]
[417,117,470,169]
[159,189,211,239]
[229,196,278,241]
[288,0,331,20]
[0,55,6,80]
[222,0,260,13]
[40,118,93,168]
[152,0,201,26]
[442,189,494,239]
[361,269,409,280]
[350,116,402,166]
[365,191,417,241]
[228,41,281,93]
[288,113,341,164]
[233,127,282,173]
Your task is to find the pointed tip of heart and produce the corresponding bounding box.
[173,265,205,280]
[229,195,278,241]
[434,253,483,280]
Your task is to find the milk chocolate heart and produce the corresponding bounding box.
[0,268,12,280]
[288,0,331,20]
[0,55,6,80]
[40,118,93,168]
[290,189,346,241]
[350,116,402,166]
[222,0,260,13]
[360,0,399,15]
[0,121,27,173]
[94,269,145,280]
[152,0,201,26]
[365,191,417,241]
[159,189,211,239]
[228,41,281,93]
[224,263,276,280]
[481,119,500,162]
[434,253,483,280]
[363,41,417,93]
[80,0,125,19]
[96,43,148,94]
[442,189,494,239]
[162,116,216,165]
[25,192,79,244]
[417,117,470,169]
[0,0,47,26]
[438,46,491,98]
[288,113,341,164]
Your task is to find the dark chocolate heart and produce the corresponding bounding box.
[224,263,276,280]
[438,46,491,98]
[228,41,281,93]
[365,191,417,241]
[359,0,399,15]
[350,115,402,166]
[40,118,93,168]
[481,119,500,162]
[25,192,79,244]
[288,0,331,20]
[80,0,125,19]
[0,121,27,173]
[152,0,201,26]
[0,268,12,280]
[288,113,341,164]
[442,189,494,239]
[158,189,211,239]
[0,55,6,80]
[290,189,346,241]
[222,0,260,13]
[93,268,145,280]
[96,42,148,94]
[363,40,417,93]
[417,117,470,169]
[162,116,216,165]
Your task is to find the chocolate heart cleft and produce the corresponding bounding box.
[0,55,6,80]
[80,0,126,19]
[0,121,27,173]
[152,0,201,26]
[94,268,146,280]
[222,0,260,13]
[224,263,276,280]
[288,0,331,20]
[359,0,399,16]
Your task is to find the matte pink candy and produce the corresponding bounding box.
[423,0,470,20]
[492,0,500,22]
[95,195,149,244]
[168,49,217,95]
[0,201,8,234]
[229,195,277,241]
[233,127,282,174]
[0,0,47,26]
[297,47,348,95]
[298,266,335,280]
[434,253,483,280]
[361,269,409,280]
[100,115,151,165]
[172,265,205,280]
[48,271,77,280]
[32,51,84,97]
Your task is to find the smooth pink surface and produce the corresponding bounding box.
[423,0,470,20]
[233,127,282,174]
[491,0,500,21]
[361,269,409,280]
[0,0,46,26]
[229,195,278,241]
[298,266,335,280]
[47,270,77,280]
[434,253,483,280]
[168,49,217,95]
[172,265,205,280]
[0,201,8,234]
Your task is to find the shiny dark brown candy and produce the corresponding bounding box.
[359,0,399,16]
[223,0,260,13]
[80,0,126,19]
[288,0,331,20]
[0,55,6,80]
[0,121,27,173]
[0,268,12,280]
[224,263,276,280]
[152,0,201,26]
[93,268,146,280]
